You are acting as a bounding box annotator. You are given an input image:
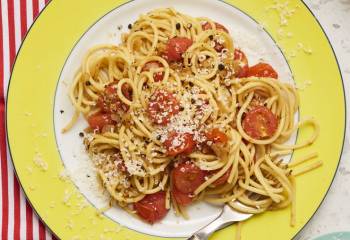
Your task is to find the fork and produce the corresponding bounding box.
[187,203,253,240]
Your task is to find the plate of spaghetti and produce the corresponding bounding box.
[6,0,346,240]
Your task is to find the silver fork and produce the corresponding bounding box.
[187,203,253,240]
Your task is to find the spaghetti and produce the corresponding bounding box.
[64,8,321,226]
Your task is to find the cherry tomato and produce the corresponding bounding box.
[172,162,206,194]
[121,83,133,101]
[142,61,164,82]
[202,22,228,52]
[134,191,168,224]
[205,128,228,144]
[242,106,278,139]
[202,22,229,33]
[147,89,180,125]
[233,49,249,78]
[214,42,225,52]
[87,113,114,130]
[172,184,193,206]
[210,167,232,186]
[163,132,196,156]
[247,63,278,79]
[166,37,193,62]
[97,82,131,113]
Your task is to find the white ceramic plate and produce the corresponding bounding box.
[53,0,295,237]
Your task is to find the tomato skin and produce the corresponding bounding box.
[147,89,180,125]
[87,113,114,130]
[97,82,131,113]
[242,106,278,139]
[210,167,232,186]
[205,128,228,144]
[172,162,206,194]
[172,184,193,206]
[142,61,164,82]
[202,22,229,33]
[247,63,278,79]
[166,37,193,62]
[202,22,228,52]
[121,83,132,101]
[233,49,249,78]
[134,191,168,224]
[163,132,195,156]
[214,43,225,53]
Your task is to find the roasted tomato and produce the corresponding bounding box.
[134,191,168,224]
[210,166,232,186]
[233,49,249,78]
[142,61,164,82]
[147,89,180,125]
[247,63,278,79]
[172,183,193,206]
[163,132,195,156]
[97,82,132,113]
[165,37,193,62]
[172,162,206,194]
[205,128,228,144]
[202,22,229,52]
[242,106,278,139]
[202,22,229,33]
[87,113,114,131]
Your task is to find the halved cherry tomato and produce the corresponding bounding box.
[147,89,180,125]
[172,183,193,206]
[121,83,132,101]
[163,132,195,156]
[172,162,206,194]
[166,37,193,62]
[202,22,229,33]
[210,166,232,187]
[134,191,168,224]
[87,113,114,130]
[242,106,278,139]
[214,42,225,52]
[233,49,249,78]
[142,61,164,82]
[202,22,228,52]
[247,63,278,79]
[205,128,228,144]
[97,82,131,113]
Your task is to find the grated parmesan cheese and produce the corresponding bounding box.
[124,159,145,176]
[66,219,74,230]
[266,1,297,27]
[63,189,73,206]
[26,166,33,175]
[59,169,70,182]
[33,152,48,171]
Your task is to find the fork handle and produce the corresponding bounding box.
[187,216,235,240]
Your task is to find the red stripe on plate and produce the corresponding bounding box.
[7,0,16,67]
[20,0,27,39]
[25,203,33,240]
[38,222,46,240]
[7,0,21,239]
[13,177,20,240]
[0,0,8,238]
[32,0,39,19]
